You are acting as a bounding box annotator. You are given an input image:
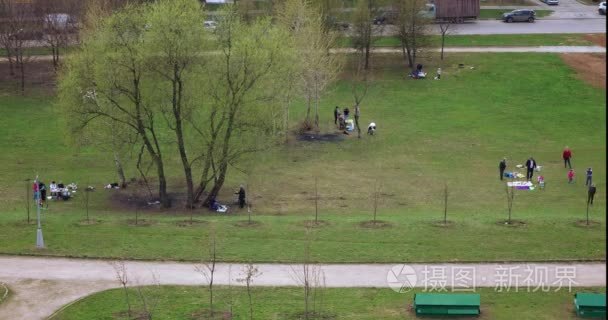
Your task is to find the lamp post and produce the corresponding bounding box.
[34,175,45,248]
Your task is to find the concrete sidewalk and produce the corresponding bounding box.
[0,255,605,320]
[0,45,605,65]
[332,46,606,53]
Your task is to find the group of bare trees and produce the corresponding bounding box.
[0,0,152,94]
[348,0,458,72]
[0,0,34,93]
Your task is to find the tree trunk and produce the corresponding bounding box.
[114,152,127,188]
[441,33,445,60]
[313,83,320,130]
[305,96,312,127]
[203,165,227,207]
[355,114,361,138]
[364,42,371,70]
[4,48,14,76]
[172,66,195,209]
[156,160,170,208]
[53,46,59,70]
[194,156,212,202]
[19,58,25,95]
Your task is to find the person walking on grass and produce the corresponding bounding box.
[562,146,572,169]
[525,157,537,181]
[585,167,593,186]
[588,184,596,205]
[499,158,507,180]
[568,169,575,184]
[334,106,339,125]
[237,185,246,209]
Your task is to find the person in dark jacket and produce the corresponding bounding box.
[588,184,596,205]
[525,157,537,181]
[39,181,46,204]
[334,106,339,125]
[585,167,593,186]
[499,158,507,180]
[237,185,246,209]
[343,107,350,120]
[562,146,572,169]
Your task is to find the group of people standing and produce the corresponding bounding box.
[562,146,597,205]
[498,146,597,205]
[498,156,538,181]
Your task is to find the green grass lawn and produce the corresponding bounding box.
[338,34,595,48]
[51,286,606,320]
[0,53,605,263]
[479,9,553,19]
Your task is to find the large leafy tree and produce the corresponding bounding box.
[60,1,301,208]
[277,0,342,131]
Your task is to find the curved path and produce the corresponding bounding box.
[0,255,605,319]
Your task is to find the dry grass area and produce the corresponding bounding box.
[584,33,606,47]
[561,53,606,89]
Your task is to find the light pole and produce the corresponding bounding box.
[34,175,45,248]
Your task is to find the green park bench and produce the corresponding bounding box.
[413,293,481,316]
[574,293,606,318]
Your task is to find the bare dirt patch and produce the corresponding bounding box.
[175,219,208,227]
[584,34,606,47]
[560,53,606,89]
[496,219,526,227]
[432,220,456,228]
[190,309,232,320]
[574,220,601,228]
[126,219,157,227]
[299,219,331,228]
[76,219,102,226]
[359,220,392,229]
[233,220,263,227]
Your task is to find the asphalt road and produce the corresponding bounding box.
[366,18,607,36]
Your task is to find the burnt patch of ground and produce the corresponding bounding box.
[296,132,345,143]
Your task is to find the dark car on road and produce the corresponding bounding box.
[502,9,536,23]
[373,11,398,25]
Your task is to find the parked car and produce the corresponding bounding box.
[599,2,606,15]
[326,16,349,30]
[203,20,217,30]
[373,11,398,25]
[502,9,536,23]
[541,0,559,5]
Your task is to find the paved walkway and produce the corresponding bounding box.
[0,255,605,319]
[0,45,605,65]
[332,46,606,53]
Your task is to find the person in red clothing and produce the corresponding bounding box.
[567,169,575,184]
[562,146,572,169]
